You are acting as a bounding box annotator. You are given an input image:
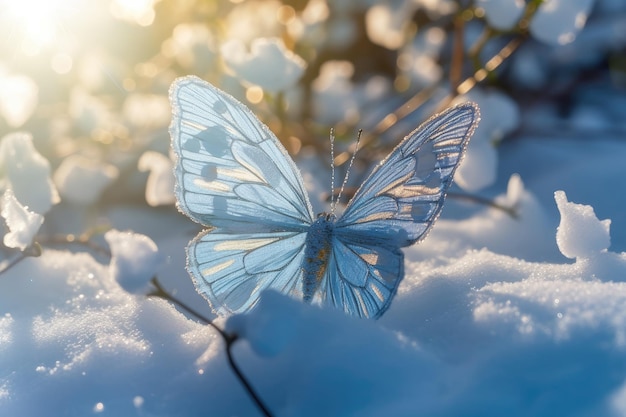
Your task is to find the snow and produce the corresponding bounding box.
[0,248,219,416]
[477,0,526,31]
[530,0,595,45]
[221,38,307,93]
[2,131,626,416]
[1,1,625,416]
[555,190,611,259]
[399,27,446,88]
[122,94,170,130]
[454,89,520,192]
[105,229,160,294]
[0,132,60,214]
[166,23,217,74]
[365,2,416,50]
[1,189,44,250]
[312,60,359,124]
[53,154,119,205]
[137,151,176,207]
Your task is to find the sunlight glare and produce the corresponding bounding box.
[110,0,158,26]
[2,0,78,52]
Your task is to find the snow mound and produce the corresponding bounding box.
[555,190,611,258]
[105,229,161,294]
[53,155,119,205]
[222,38,306,93]
[1,189,43,250]
[0,132,60,214]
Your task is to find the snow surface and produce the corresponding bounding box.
[1,132,626,416]
[1,1,625,415]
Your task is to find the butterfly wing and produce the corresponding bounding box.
[188,230,307,315]
[170,76,314,232]
[326,102,480,318]
[169,76,314,314]
[320,235,404,318]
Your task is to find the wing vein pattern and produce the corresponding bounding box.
[323,102,479,318]
[170,76,315,314]
[170,75,479,319]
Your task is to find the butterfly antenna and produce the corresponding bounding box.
[329,128,336,211]
[334,129,362,211]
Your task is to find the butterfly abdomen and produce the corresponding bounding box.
[302,214,336,302]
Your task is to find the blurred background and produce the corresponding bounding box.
[0,0,625,244]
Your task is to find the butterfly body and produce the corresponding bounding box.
[302,213,335,302]
[169,76,480,319]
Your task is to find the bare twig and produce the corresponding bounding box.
[148,277,274,417]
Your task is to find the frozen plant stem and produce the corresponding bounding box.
[447,191,519,218]
[148,277,274,417]
[37,233,112,257]
[0,243,42,275]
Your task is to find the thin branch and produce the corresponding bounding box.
[450,13,466,93]
[148,277,274,417]
[0,243,42,275]
[448,191,519,218]
[37,232,112,257]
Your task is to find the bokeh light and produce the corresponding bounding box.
[1,0,80,54]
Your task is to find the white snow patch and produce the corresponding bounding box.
[137,151,176,207]
[0,132,60,214]
[555,190,611,259]
[53,154,119,205]
[122,94,170,129]
[228,291,443,416]
[477,0,526,30]
[221,38,306,93]
[454,89,520,192]
[1,189,43,250]
[105,229,160,294]
[312,60,359,124]
[0,249,219,415]
[365,2,416,50]
[530,0,595,45]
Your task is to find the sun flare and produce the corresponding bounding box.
[1,0,79,53]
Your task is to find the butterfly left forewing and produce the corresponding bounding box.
[170,76,314,232]
[170,76,315,315]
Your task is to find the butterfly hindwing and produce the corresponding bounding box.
[322,235,404,318]
[170,76,314,232]
[188,229,306,315]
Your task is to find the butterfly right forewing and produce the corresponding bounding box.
[337,102,479,245]
[324,102,480,318]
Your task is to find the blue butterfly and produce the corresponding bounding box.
[169,76,480,319]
